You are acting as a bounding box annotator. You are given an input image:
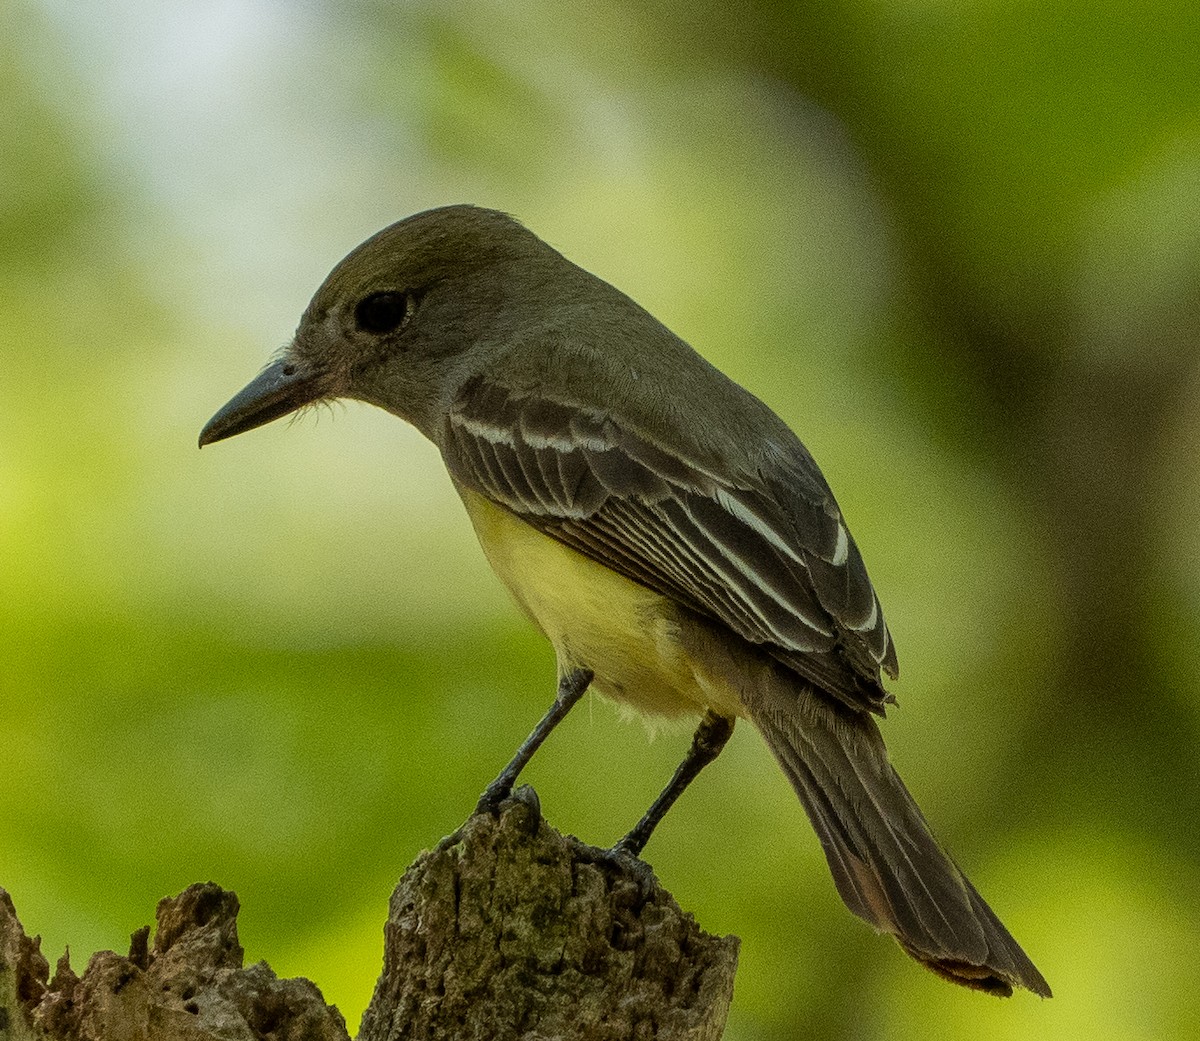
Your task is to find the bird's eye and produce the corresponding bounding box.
[354,292,411,335]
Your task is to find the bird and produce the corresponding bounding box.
[200,204,1049,998]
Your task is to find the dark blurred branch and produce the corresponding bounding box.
[0,790,738,1041]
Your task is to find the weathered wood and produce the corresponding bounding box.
[0,789,738,1040]
[1,883,349,1041]
[360,788,739,1041]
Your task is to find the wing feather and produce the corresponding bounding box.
[603,499,759,631]
[444,379,896,712]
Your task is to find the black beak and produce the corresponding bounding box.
[199,358,326,447]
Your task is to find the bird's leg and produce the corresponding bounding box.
[475,667,594,815]
[613,710,734,857]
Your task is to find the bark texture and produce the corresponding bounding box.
[0,882,349,1041]
[0,789,738,1040]
[359,788,739,1041]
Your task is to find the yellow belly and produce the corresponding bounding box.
[456,487,741,720]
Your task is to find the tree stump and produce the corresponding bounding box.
[0,788,738,1040]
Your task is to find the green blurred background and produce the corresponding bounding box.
[3,0,1200,1037]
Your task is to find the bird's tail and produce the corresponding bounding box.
[744,677,1050,997]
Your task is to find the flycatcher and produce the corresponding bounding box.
[200,205,1049,997]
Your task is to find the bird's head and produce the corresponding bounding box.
[199,205,556,446]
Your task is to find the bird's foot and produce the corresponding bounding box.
[583,841,659,902]
[472,668,595,817]
[474,780,541,821]
[474,779,512,817]
[440,784,541,853]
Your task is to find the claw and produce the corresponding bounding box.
[584,843,659,903]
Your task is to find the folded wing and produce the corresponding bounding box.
[442,378,897,714]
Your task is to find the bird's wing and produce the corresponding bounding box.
[442,377,897,714]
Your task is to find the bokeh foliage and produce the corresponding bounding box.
[3,1,1199,1038]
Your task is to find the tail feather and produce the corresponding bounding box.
[745,676,1050,998]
